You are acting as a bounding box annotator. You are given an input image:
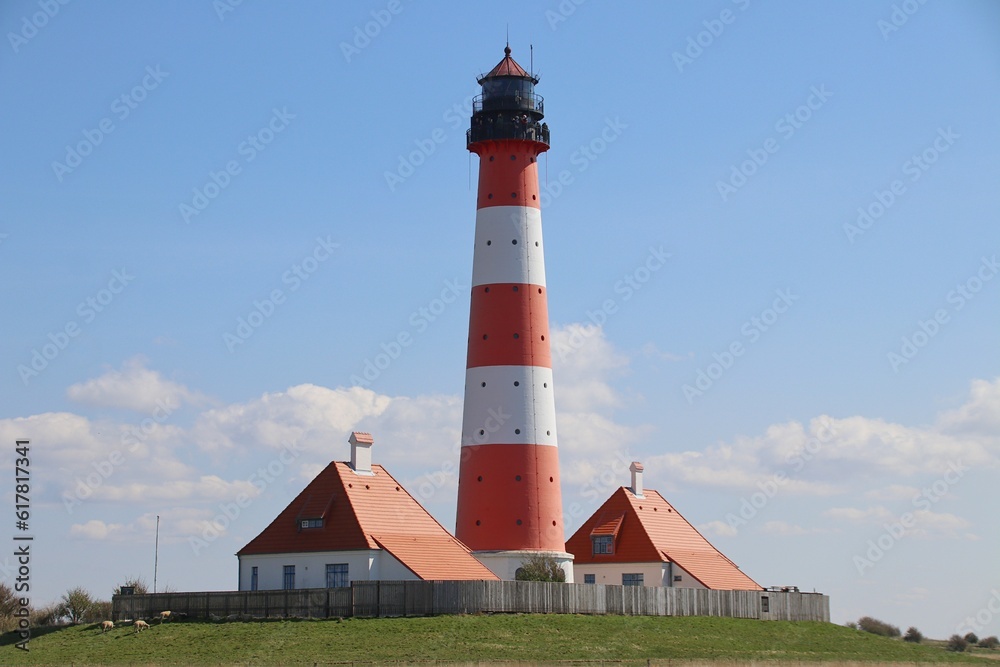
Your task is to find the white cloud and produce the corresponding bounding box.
[190,384,391,454]
[67,356,205,413]
[700,520,738,537]
[760,520,831,536]
[824,505,974,539]
[643,378,1000,495]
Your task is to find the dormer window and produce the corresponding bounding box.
[300,518,323,529]
[592,535,613,555]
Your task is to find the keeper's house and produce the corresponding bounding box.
[567,462,762,590]
[237,432,498,590]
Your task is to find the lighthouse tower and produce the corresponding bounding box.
[455,45,573,581]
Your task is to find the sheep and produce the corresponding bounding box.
[134,619,149,633]
[158,610,172,623]
[101,620,114,633]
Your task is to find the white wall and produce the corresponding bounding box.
[573,561,706,589]
[238,549,418,590]
[473,550,575,583]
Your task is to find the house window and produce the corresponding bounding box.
[283,565,295,590]
[300,518,323,529]
[250,566,258,591]
[761,596,770,613]
[592,535,613,555]
[584,574,596,584]
[673,575,682,582]
[326,563,349,588]
[622,573,643,587]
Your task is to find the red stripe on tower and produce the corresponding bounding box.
[455,45,573,581]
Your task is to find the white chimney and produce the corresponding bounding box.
[349,431,374,474]
[630,461,644,497]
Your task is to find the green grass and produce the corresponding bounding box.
[0,615,990,666]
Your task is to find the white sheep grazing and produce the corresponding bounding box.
[158,610,172,622]
[101,620,114,633]
[134,619,149,633]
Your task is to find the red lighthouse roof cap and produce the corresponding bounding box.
[479,45,537,82]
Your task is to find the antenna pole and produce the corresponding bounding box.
[153,515,160,593]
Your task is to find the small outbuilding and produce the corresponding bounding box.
[237,432,498,590]
[567,462,762,590]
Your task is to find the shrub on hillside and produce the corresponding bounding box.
[30,602,66,627]
[60,587,95,624]
[964,632,979,645]
[903,626,923,643]
[947,634,968,652]
[979,636,1000,649]
[857,616,901,638]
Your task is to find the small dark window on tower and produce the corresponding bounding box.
[512,238,518,244]
[510,155,516,160]
[479,429,485,435]
[486,240,492,246]
[477,475,483,481]
[482,334,488,340]
[481,381,486,387]
[476,519,481,525]
[516,519,522,525]
[511,192,517,198]
[488,193,493,199]
[513,333,519,339]
[515,475,521,481]
[489,156,495,161]
[512,285,518,291]
[514,381,520,386]
[515,429,521,434]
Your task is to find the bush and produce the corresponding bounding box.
[964,632,979,645]
[60,587,95,624]
[947,634,968,652]
[979,636,1000,649]
[903,626,923,643]
[85,600,112,623]
[857,616,901,638]
[514,555,566,582]
[30,602,66,627]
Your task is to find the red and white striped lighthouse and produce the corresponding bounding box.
[455,45,573,581]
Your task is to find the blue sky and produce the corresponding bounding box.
[2,0,998,639]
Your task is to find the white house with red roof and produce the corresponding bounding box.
[566,462,761,590]
[237,432,498,590]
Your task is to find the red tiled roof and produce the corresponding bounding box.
[590,512,625,538]
[373,534,497,580]
[350,431,374,444]
[484,46,530,78]
[566,487,761,591]
[238,462,498,581]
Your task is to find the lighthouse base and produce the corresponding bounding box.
[471,550,575,583]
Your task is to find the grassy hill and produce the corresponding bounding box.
[0,614,991,666]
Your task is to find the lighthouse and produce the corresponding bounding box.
[455,45,573,581]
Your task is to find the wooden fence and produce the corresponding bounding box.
[113,581,829,623]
